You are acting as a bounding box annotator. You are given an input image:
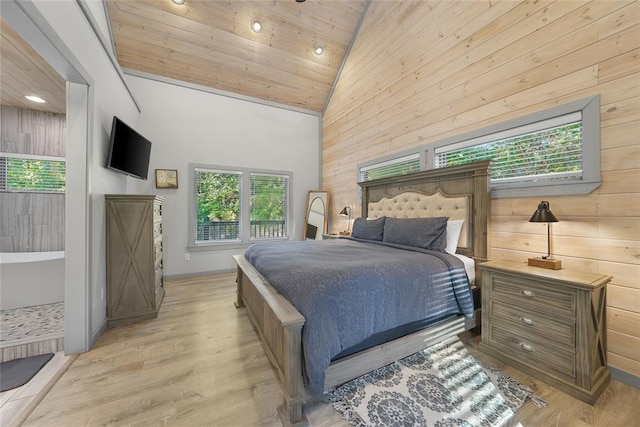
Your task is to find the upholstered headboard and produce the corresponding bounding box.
[359,160,490,260]
[368,192,470,249]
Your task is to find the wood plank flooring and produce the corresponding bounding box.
[0,352,75,427]
[22,273,640,426]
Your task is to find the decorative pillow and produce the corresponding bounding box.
[351,216,386,241]
[445,219,465,254]
[382,216,448,250]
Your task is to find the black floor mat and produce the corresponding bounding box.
[0,353,54,392]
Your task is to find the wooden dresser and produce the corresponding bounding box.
[106,194,164,326]
[479,260,611,404]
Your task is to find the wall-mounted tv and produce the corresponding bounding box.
[106,116,152,180]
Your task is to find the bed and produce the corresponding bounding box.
[233,160,490,426]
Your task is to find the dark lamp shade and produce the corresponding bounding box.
[529,201,558,223]
[339,206,350,217]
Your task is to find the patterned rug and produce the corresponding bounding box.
[326,336,546,427]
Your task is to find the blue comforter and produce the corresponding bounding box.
[244,238,474,399]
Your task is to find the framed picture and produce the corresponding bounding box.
[155,169,178,189]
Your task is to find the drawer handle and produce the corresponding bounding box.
[519,316,535,326]
[521,289,535,298]
[519,342,535,352]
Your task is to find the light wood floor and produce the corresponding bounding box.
[21,273,640,426]
[0,352,75,427]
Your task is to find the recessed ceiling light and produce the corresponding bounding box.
[171,0,185,5]
[313,43,324,56]
[25,95,46,103]
[251,19,262,33]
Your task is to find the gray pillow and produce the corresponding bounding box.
[382,216,448,250]
[351,217,386,241]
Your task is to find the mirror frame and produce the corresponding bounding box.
[304,191,328,240]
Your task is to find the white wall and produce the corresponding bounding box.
[24,0,141,343]
[125,76,321,277]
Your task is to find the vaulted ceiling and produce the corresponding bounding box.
[106,0,367,113]
[0,1,366,116]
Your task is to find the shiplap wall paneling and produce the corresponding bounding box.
[322,0,640,378]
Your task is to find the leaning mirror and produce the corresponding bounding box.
[304,191,328,240]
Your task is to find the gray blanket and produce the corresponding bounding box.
[244,238,474,399]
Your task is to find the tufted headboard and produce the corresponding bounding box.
[359,160,490,260]
[368,192,470,249]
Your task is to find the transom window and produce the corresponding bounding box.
[435,113,583,187]
[190,164,291,247]
[356,96,601,199]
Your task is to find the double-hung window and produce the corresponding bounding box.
[0,153,66,192]
[190,164,290,248]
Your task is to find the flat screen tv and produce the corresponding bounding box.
[106,116,152,180]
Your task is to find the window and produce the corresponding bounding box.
[430,95,601,197]
[359,153,421,183]
[435,113,582,186]
[0,153,66,192]
[194,168,242,243]
[357,152,421,202]
[250,173,289,239]
[190,164,291,248]
[357,96,600,200]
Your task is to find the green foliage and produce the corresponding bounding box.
[250,175,287,221]
[5,158,65,191]
[366,159,420,181]
[196,171,240,223]
[440,123,582,179]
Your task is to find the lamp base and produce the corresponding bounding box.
[339,231,351,236]
[528,257,562,270]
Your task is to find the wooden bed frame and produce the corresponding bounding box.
[233,161,490,426]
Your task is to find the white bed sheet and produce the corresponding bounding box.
[453,253,475,285]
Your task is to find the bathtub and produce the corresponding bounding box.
[0,251,65,310]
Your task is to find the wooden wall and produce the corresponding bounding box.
[0,105,65,252]
[322,1,639,378]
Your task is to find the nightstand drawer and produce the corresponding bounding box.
[488,323,575,379]
[490,275,575,318]
[490,300,575,349]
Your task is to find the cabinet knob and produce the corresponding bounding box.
[519,342,535,352]
[521,289,535,298]
[519,316,535,326]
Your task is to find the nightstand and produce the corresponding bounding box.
[478,260,611,404]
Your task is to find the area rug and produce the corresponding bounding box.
[0,353,54,392]
[326,337,545,427]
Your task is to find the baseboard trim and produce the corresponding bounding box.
[89,318,107,349]
[164,268,235,281]
[609,365,640,390]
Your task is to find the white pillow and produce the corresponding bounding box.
[445,220,464,254]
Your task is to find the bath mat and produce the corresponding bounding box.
[326,337,545,426]
[0,353,54,392]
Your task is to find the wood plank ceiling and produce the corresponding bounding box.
[106,0,367,113]
[0,18,66,114]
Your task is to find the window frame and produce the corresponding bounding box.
[356,150,424,203]
[188,163,292,251]
[427,95,601,198]
[355,96,601,201]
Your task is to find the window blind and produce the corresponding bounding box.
[435,113,583,186]
[0,153,66,192]
[359,153,421,183]
[250,173,289,239]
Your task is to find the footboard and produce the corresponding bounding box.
[233,255,307,426]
